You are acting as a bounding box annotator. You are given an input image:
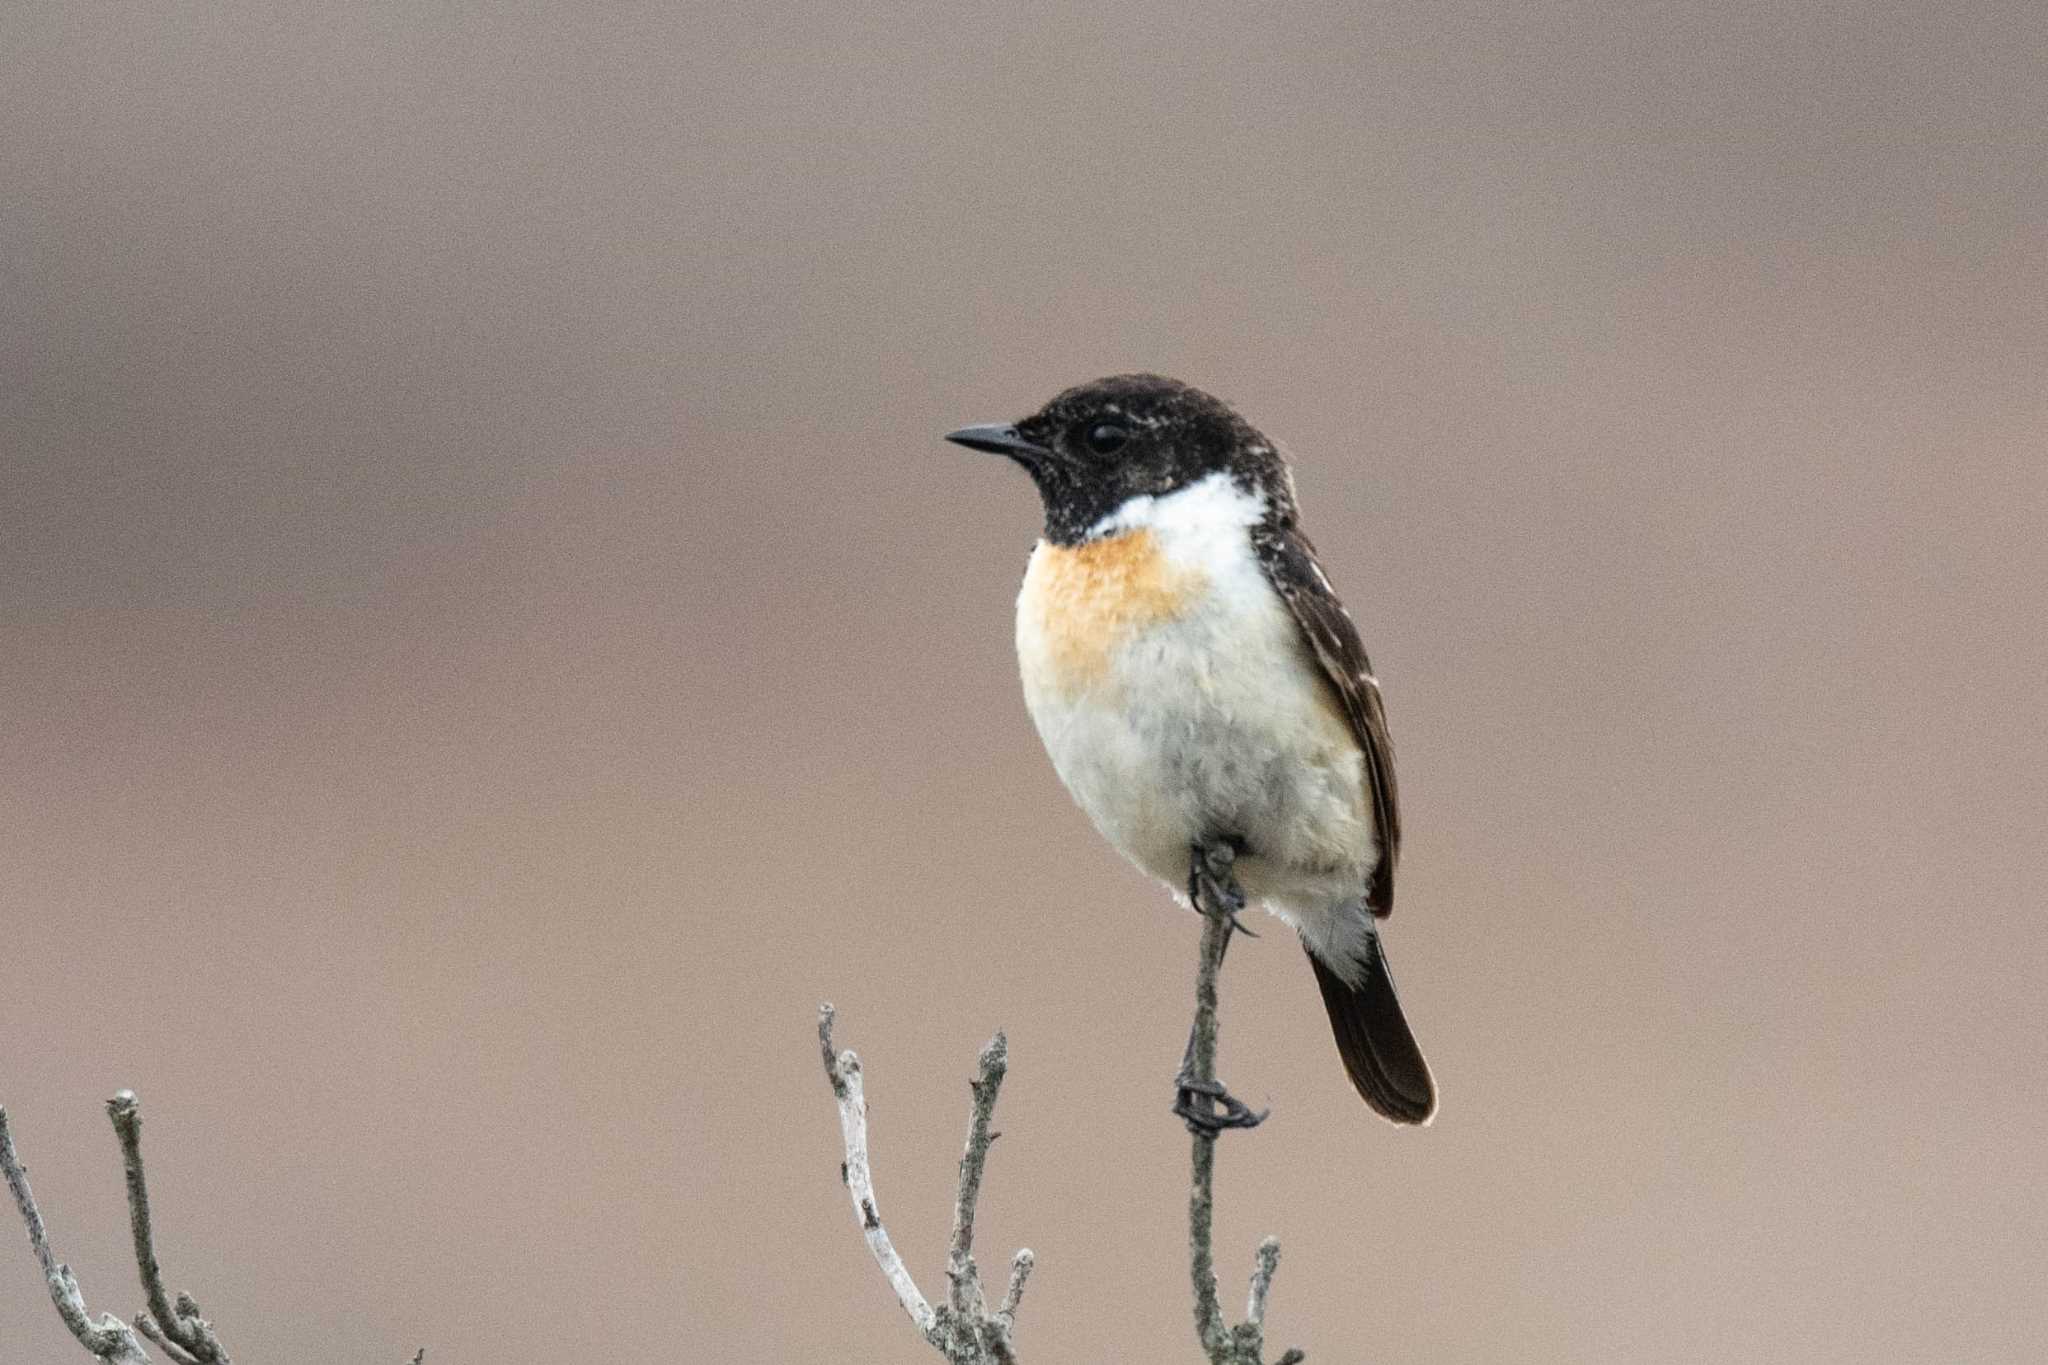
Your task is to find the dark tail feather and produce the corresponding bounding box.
[1306,936,1437,1125]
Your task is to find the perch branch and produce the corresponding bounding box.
[818,1004,1033,1364]
[1187,909,1231,1353]
[1185,875,1307,1365]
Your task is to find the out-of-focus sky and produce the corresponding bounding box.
[3,3,2044,1361]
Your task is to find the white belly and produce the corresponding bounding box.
[1013,477,1378,948]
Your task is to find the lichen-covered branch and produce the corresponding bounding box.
[107,1093,230,1364]
[996,1247,1034,1327]
[818,1005,935,1335]
[818,1005,1034,1364]
[1,1103,159,1365]
[945,1033,1006,1317]
[5,1095,425,1365]
[1185,897,1307,1365]
[819,861,1317,1365]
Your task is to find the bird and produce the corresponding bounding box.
[946,374,1436,1127]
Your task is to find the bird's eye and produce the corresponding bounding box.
[1084,422,1129,455]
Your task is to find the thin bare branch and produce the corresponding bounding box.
[109,1093,174,1342]
[1,1109,62,1284]
[0,1106,155,1365]
[818,1004,937,1338]
[134,1315,202,1365]
[996,1248,1034,1325]
[1246,1236,1282,1328]
[946,1032,1007,1314]
[818,1004,852,1100]
[819,1006,1033,1364]
[107,1093,229,1364]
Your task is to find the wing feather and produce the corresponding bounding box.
[1252,521,1401,916]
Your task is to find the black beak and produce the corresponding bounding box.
[945,423,1051,462]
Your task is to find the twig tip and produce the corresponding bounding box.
[998,1246,1036,1321]
[977,1031,1009,1077]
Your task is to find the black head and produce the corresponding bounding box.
[946,374,1295,545]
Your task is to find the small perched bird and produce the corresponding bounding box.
[948,374,1436,1126]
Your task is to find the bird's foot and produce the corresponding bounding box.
[1172,1073,1268,1136]
[1188,840,1258,938]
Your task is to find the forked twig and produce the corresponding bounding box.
[5,1095,424,1365]
[1,1102,159,1364]
[819,1005,1034,1364]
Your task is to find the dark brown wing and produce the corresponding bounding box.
[1251,520,1401,917]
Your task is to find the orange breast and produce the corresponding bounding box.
[1017,529,1207,700]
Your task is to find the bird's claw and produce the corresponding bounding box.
[1189,841,1257,936]
[1172,1074,1269,1135]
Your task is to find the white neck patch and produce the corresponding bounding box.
[1087,471,1268,541]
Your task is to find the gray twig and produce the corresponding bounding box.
[1185,883,1306,1365]
[1246,1237,1282,1328]
[818,1004,936,1335]
[818,1005,1034,1364]
[133,1315,201,1365]
[947,1032,1006,1314]
[108,1093,229,1364]
[997,1248,1034,1325]
[0,1106,156,1365]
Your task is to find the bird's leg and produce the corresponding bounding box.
[1187,837,1257,938]
[1173,840,1268,1135]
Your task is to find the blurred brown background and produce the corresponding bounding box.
[3,2,2044,1361]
